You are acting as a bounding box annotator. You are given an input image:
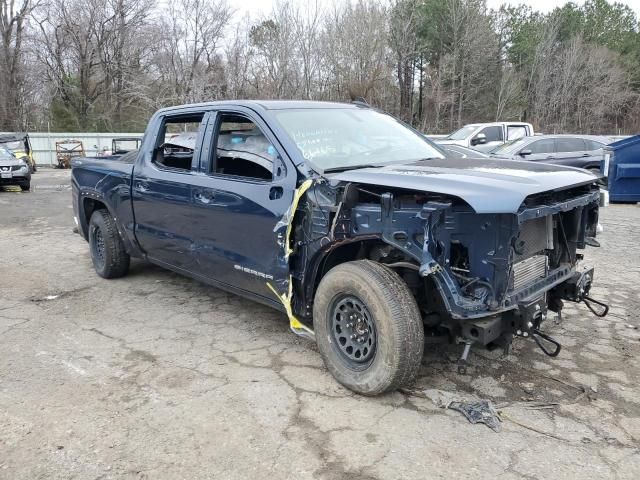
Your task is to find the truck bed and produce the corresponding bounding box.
[71,151,137,250]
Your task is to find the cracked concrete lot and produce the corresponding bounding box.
[1,170,639,479]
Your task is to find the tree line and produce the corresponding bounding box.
[1,0,639,134]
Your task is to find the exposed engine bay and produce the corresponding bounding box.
[289,178,607,369]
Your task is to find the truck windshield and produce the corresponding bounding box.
[273,108,444,171]
[447,126,477,140]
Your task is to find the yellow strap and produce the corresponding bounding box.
[267,179,315,336]
[267,279,314,335]
[285,179,313,258]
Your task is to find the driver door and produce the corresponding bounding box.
[188,108,297,299]
[473,126,504,152]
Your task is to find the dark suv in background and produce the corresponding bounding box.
[489,134,612,173]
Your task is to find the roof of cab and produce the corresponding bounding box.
[252,100,360,110]
[157,100,362,115]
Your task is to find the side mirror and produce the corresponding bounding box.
[471,133,487,146]
[519,149,532,157]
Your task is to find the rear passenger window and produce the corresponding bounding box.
[528,139,555,154]
[556,138,586,153]
[154,114,205,171]
[212,113,275,181]
[507,126,527,140]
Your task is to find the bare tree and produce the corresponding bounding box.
[32,0,107,129]
[293,0,322,99]
[151,0,232,104]
[249,2,299,99]
[6,0,636,134]
[323,0,390,103]
[97,0,154,128]
[0,0,36,130]
[224,15,253,99]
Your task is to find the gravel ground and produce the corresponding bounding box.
[1,169,639,480]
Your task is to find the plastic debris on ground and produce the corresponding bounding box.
[448,400,502,432]
[406,389,502,432]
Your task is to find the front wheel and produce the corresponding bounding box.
[88,209,130,278]
[313,260,424,395]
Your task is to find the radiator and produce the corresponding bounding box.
[511,254,548,291]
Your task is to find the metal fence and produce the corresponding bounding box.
[0,131,144,166]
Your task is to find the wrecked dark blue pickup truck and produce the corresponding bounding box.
[72,101,607,395]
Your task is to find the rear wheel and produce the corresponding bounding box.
[313,260,424,395]
[88,209,130,278]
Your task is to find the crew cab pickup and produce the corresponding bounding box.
[72,101,606,395]
[436,121,534,152]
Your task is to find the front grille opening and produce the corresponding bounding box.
[521,184,595,209]
[514,216,553,261]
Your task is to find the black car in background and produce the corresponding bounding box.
[489,134,612,173]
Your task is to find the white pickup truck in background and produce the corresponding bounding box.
[435,122,535,152]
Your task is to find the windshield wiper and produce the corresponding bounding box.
[321,164,384,173]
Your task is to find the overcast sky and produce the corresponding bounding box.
[234,0,640,19]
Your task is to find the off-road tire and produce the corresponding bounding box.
[20,182,30,191]
[313,260,424,395]
[89,209,130,279]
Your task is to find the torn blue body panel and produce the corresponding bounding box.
[293,179,601,345]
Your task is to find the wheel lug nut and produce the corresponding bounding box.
[350,334,356,339]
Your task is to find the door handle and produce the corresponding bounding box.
[135,181,149,193]
[582,153,590,157]
[269,186,283,200]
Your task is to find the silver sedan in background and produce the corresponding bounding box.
[0,146,31,191]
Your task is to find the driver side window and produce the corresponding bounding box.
[478,126,504,142]
[212,113,275,181]
[528,139,555,154]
